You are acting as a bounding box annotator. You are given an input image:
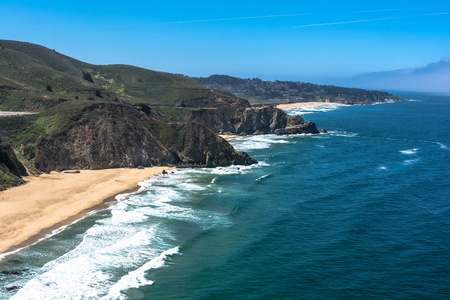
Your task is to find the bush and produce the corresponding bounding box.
[82,71,94,83]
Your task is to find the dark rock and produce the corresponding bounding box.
[1,270,22,276]
[162,170,167,174]
[187,106,319,135]
[137,166,145,169]
[22,103,257,172]
[155,121,257,167]
[6,286,20,292]
[320,128,327,133]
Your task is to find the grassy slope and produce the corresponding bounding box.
[0,40,233,112]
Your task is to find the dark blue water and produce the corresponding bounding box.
[1,93,449,299]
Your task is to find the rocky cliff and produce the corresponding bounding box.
[0,139,26,189]
[20,103,256,172]
[187,106,319,135]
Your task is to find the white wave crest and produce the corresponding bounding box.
[403,158,420,165]
[255,174,272,182]
[399,148,419,155]
[435,142,449,150]
[286,104,346,116]
[327,131,358,138]
[230,134,290,151]
[103,247,180,299]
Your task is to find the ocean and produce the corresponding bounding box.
[1,92,449,299]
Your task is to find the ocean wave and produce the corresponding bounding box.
[104,247,180,300]
[403,158,420,165]
[255,174,272,182]
[435,142,449,150]
[399,148,420,155]
[230,134,291,151]
[286,103,346,116]
[326,131,359,138]
[211,161,267,175]
[370,100,396,105]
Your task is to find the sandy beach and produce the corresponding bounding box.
[0,167,173,256]
[219,134,240,140]
[276,102,342,110]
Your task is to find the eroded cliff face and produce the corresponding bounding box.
[187,106,319,135]
[21,103,256,172]
[155,121,257,167]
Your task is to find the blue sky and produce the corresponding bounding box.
[1,0,449,84]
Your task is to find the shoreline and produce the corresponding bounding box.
[275,101,343,110]
[0,167,173,258]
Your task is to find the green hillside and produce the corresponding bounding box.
[0,40,238,112]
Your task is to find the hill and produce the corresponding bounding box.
[0,40,320,175]
[0,40,246,113]
[191,75,401,105]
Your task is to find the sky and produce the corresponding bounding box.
[1,0,449,87]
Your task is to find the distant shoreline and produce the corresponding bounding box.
[0,167,173,259]
[275,102,343,110]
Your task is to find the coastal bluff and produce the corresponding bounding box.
[0,40,320,177]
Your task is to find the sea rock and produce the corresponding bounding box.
[6,286,20,292]
[320,128,327,133]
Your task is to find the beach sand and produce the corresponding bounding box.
[0,167,173,256]
[219,134,239,140]
[276,102,342,110]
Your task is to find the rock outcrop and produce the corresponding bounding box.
[187,106,319,135]
[153,121,257,167]
[20,103,256,172]
[0,139,26,189]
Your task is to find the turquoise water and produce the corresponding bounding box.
[1,92,449,299]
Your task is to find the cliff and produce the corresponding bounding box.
[0,138,26,190]
[187,106,319,135]
[19,103,255,172]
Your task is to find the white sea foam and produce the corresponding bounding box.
[435,142,449,150]
[378,166,387,170]
[327,131,358,138]
[403,158,420,165]
[286,103,346,116]
[370,100,396,105]
[103,247,180,300]
[400,148,419,155]
[255,174,272,182]
[231,134,291,151]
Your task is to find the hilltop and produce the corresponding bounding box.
[192,75,401,105]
